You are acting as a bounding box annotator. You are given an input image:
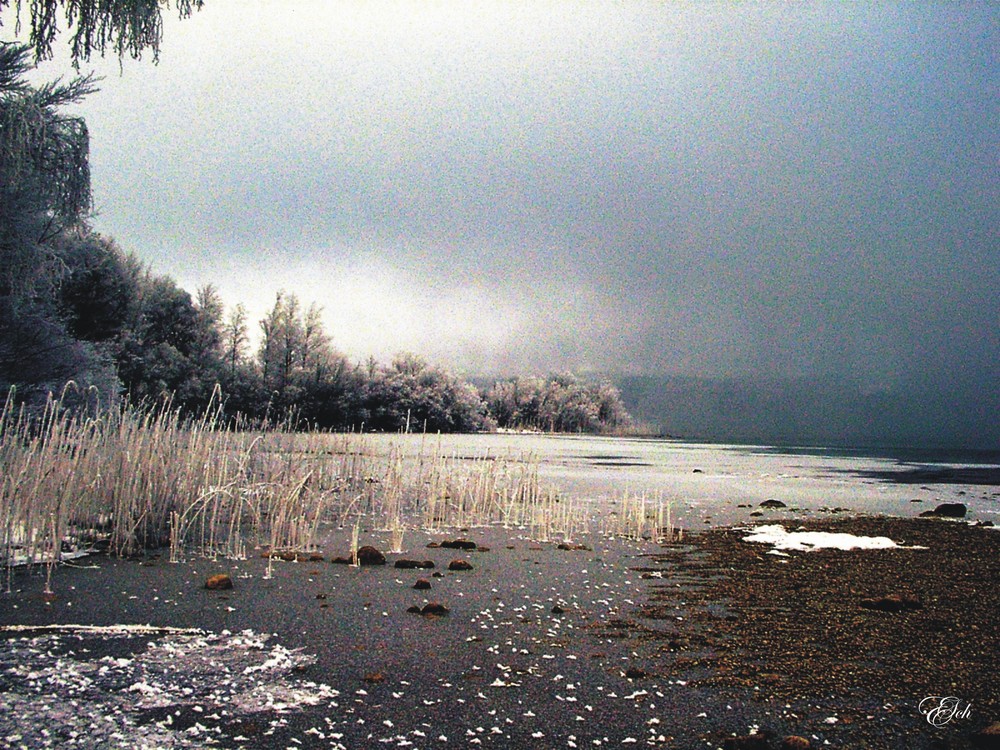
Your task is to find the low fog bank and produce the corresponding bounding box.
[617,374,1000,454]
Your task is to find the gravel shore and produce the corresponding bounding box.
[2,516,998,749]
[635,516,1000,749]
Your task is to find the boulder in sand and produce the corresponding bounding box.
[448,559,473,571]
[440,539,478,550]
[419,602,450,616]
[395,559,435,569]
[920,502,967,519]
[205,574,233,590]
[357,546,386,566]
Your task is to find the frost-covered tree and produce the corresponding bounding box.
[258,291,304,403]
[0,43,111,401]
[221,302,248,381]
[1,0,204,404]
[1,0,203,64]
[364,354,494,433]
[486,374,632,434]
[114,272,225,410]
[0,43,95,284]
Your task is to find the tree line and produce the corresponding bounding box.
[1,220,631,433]
[1,20,633,434]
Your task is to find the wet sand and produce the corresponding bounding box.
[2,516,998,749]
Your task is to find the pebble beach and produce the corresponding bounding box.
[3,506,999,750]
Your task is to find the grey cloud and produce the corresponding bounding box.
[17,2,996,443]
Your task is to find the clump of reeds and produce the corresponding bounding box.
[1,388,374,586]
[3,385,625,594]
[602,490,682,543]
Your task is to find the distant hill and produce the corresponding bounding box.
[616,374,1000,452]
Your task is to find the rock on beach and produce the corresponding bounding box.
[357,546,386,565]
[330,546,387,565]
[394,559,435,569]
[205,574,233,590]
[440,539,478,550]
[919,502,967,518]
[408,602,449,616]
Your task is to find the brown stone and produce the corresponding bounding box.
[557,542,592,551]
[448,559,473,571]
[356,546,386,566]
[363,672,386,684]
[420,602,450,616]
[413,579,431,590]
[441,539,478,550]
[920,502,967,518]
[759,499,787,509]
[395,559,435,569]
[205,574,233,590]
[859,594,923,613]
[781,737,811,750]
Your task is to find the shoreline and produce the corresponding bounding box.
[635,515,1000,748]
[2,514,998,749]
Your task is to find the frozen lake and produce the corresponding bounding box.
[3,434,997,749]
[363,433,1000,528]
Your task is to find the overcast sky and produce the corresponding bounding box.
[10,2,999,388]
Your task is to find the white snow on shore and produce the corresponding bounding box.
[742,524,911,552]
